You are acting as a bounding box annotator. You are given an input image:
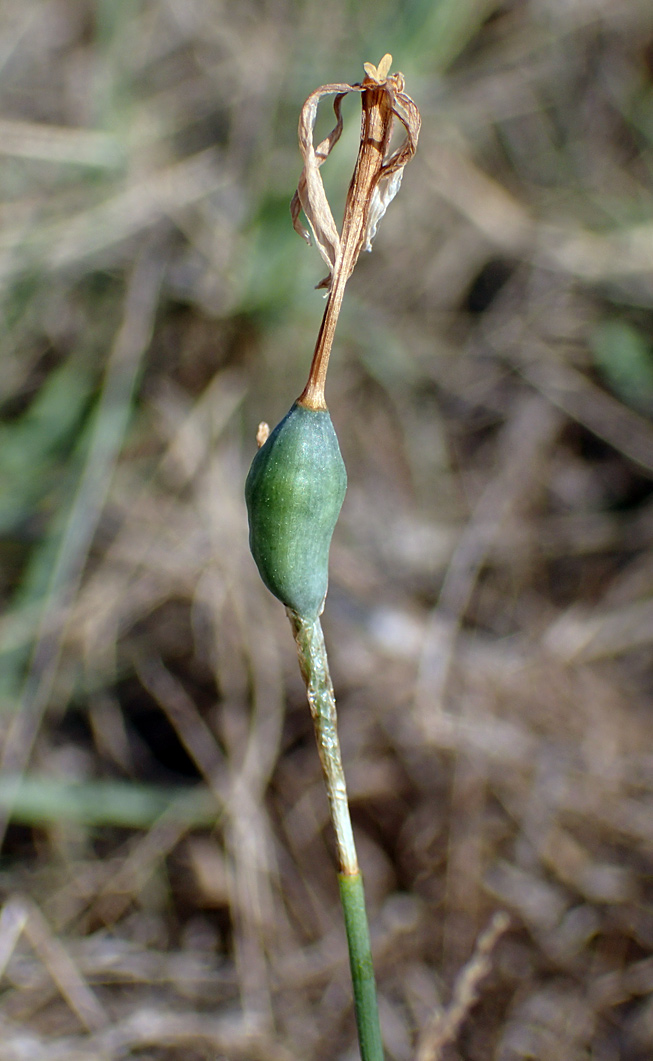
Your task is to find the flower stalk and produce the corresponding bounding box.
[288,609,383,1061]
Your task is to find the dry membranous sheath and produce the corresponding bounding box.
[245,56,420,1061]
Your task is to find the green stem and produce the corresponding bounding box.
[339,871,384,1061]
[287,610,384,1061]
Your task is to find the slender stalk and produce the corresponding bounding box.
[339,872,384,1061]
[287,610,383,1061]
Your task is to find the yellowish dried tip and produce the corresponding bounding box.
[256,421,270,448]
[377,53,393,79]
[363,53,393,83]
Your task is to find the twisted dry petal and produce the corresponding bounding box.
[379,86,421,181]
[360,83,421,254]
[392,89,422,162]
[292,82,360,280]
[291,90,347,251]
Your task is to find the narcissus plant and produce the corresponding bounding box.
[246,55,420,1061]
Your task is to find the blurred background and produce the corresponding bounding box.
[1,0,652,1058]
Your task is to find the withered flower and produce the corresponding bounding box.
[291,54,421,410]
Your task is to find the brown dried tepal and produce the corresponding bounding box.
[291,54,421,409]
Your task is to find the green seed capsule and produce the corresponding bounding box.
[245,402,347,619]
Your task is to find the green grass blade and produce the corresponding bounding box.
[0,775,219,830]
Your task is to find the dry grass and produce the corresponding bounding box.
[0,1,652,1059]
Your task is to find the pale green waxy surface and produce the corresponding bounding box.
[245,402,347,618]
